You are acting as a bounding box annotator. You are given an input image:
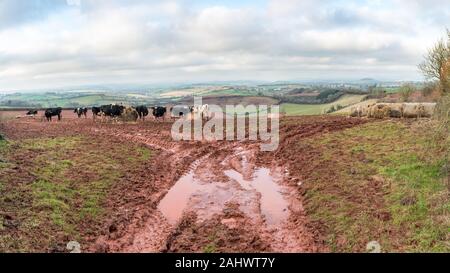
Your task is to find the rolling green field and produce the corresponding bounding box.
[0,93,158,108]
[281,94,367,116]
[1,88,368,114]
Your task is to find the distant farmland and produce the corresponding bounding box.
[0,92,159,108]
[281,94,367,116]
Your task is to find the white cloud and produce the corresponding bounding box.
[0,0,449,90]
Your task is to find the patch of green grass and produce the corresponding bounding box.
[137,147,152,161]
[203,242,217,253]
[0,136,7,150]
[22,137,80,151]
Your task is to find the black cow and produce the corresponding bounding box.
[135,106,149,120]
[74,107,88,118]
[45,107,62,122]
[26,110,38,116]
[151,106,167,121]
[92,107,102,119]
[100,104,125,118]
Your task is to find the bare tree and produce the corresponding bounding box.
[399,83,415,102]
[419,29,450,94]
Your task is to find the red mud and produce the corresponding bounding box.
[0,110,368,253]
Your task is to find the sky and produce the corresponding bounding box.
[0,0,449,91]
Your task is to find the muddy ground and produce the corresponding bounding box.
[0,110,368,253]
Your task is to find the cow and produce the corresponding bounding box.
[45,107,62,122]
[100,104,125,118]
[151,106,167,121]
[74,107,88,118]
[92,107,102,120]
[96,104,125,122]
[135,106,149,121]
[192,104,210,120]
[26,110,38,116]
[170,105,194,119]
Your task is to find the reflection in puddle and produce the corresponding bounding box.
[157,171,199,225]
[158,164,289,226]
[224,168,289,225]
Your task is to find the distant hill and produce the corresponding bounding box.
[360,78,376,81]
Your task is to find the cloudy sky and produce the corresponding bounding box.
[0,0,449,91]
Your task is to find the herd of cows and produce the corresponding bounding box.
[25,104,211,122]
[349,102,437,119]
[21,102,437,122]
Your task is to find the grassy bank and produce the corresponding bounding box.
[296,120,449,252]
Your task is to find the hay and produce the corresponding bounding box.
[370,104,390,119]
[121,107,139,122]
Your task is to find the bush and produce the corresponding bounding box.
[432,95,450,184]
[399,84,415,102]
[421,83,437,97]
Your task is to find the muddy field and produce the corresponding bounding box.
[1,110,446,253]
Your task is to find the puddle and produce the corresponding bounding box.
[157,171,200,225]
[224,168,289,225]
[159,157,289,226]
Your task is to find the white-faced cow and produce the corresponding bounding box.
[74,107,88,118]
[192,104,210,120]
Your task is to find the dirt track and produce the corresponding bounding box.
[0,111,368,253]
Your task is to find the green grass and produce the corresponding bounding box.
[302,121,449,252]
[0,136,154,252]
[384,87,402,94]
[137,147,152,161]
[281,94,367,116]
[203,242,217,253]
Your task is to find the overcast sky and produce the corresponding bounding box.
[0,0,449,91]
